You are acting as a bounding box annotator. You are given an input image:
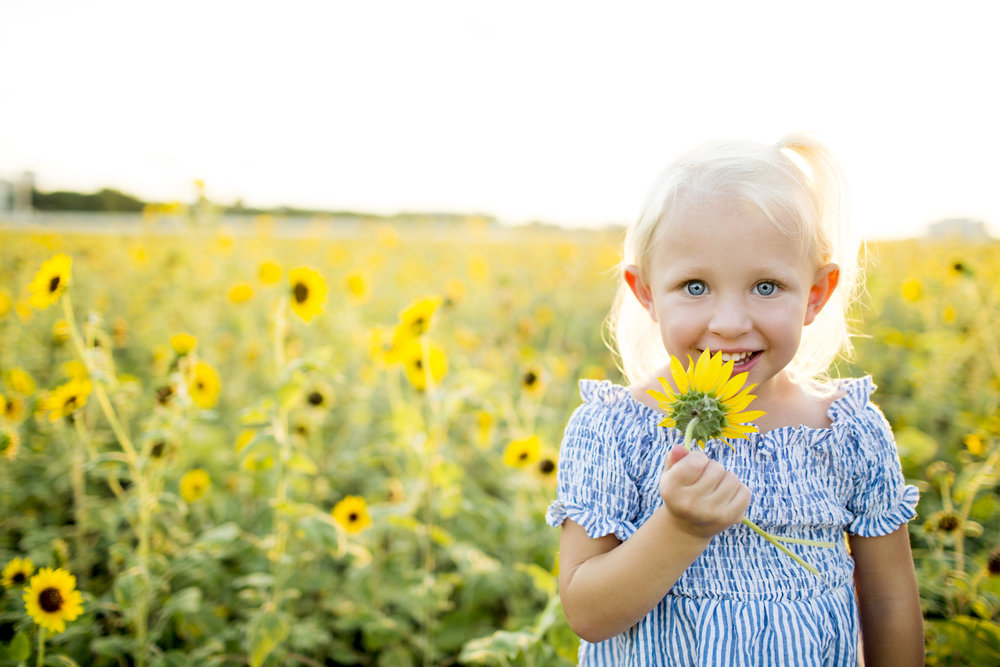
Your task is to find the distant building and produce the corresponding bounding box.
[0,171,34,216]
[926,217,991,240]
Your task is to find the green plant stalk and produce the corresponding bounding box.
[71,417,90,582]
[36,627,45,667]
[680,422,831,578]
[270,296,291,612]
[954,449,1000,576]
[62,294,150,667]
[418,336,443,667]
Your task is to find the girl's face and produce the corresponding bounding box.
[626,200,838,401]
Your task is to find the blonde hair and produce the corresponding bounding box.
[607,133,862,386]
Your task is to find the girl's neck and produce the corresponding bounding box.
[747,370,840,432]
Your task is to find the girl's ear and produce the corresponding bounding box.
[624,264,657,321]
[804,263,839,325]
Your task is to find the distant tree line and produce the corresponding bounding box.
[28,185,503,227]
[32,187,145,212]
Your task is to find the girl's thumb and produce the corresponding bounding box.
[664,445,689,470]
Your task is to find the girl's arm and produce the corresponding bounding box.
[558,446,750,643]
[850,524,924,666]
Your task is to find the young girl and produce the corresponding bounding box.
[546,135,924,665]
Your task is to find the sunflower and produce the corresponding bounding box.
[647,349,765,449]
[504,435,542,468]
[288,266,328,323]
[400,340,448,391]
[187,361,221,409]
[1,425,20,460]
[332,495,372,533]
[23,567,84,634]
[395,296,442,341]
[179,468,211,503]
[28,253,72,310]
[520,365,546,397]
[259,260,282,285]
[2,557,33,588]
[345,271,369,304]
[170,332,198,356]
[6,367,36,396]
[40,378,92,422]
[228,282,254,304]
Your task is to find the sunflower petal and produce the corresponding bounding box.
[670,356,689,393]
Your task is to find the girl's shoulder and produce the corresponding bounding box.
[565,379,664,443]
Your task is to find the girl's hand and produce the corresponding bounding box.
[659,446,750,539]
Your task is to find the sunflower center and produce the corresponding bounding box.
[348,512,359,522]
[39,587,64,613]
[48,275,61,293]
[518,450,529,461]
[523,371,538,387]
[293,282,309,304]
[938,513,960,532]
[307,391,324,406]
[538,459,556,474]
[12,572,25,585]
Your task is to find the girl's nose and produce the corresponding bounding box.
[708,298,752,339]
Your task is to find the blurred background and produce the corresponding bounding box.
[1,0,998,238]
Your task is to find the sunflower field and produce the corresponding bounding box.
[0,210,998,666]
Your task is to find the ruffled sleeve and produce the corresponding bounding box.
[840,379,919,536]
[545,380,642,541]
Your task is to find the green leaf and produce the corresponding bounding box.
[895,427,938,468]
[7,630,31,662]
[247,608,291,667]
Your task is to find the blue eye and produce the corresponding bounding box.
[753,281,778,296]
[684,281,707,296]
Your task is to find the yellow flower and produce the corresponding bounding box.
[2,557,33,588]
[170,332,198,355]
[647,350,765,448]
[3,394,25,423]
[40,378,92,422]
[187,361,221,409]
[1,425,20,460]
[521,365,546,397]
[332,495,372,533]
[534,453,558,485]
[0,289,11,317]
[401,340,448,391]
[259,260,282,285]
[228,282,254,304]
[504,435,542,468]
[964,434,985,457]
[288,266,328,323]
[52,318,71,343]
[179,468,211,502]
[900,278,921,302]
[6,368,36,395]
[345,271,369,303]
[28,253,72,310]
[396,296,442,341]
[23,567,84,634]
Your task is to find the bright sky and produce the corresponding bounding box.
[2,1,998,238]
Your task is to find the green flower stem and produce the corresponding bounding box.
[683,417,700,452]
[36,627,45,667]
[741,517,821,576]
[680,428,832,578]
[62,294,150,667]
[270,297,291,611]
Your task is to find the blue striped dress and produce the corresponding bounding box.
[545,377,918,666]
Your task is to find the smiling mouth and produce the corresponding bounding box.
[710,350,760,367]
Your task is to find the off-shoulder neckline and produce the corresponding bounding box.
[579,376,875,439]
